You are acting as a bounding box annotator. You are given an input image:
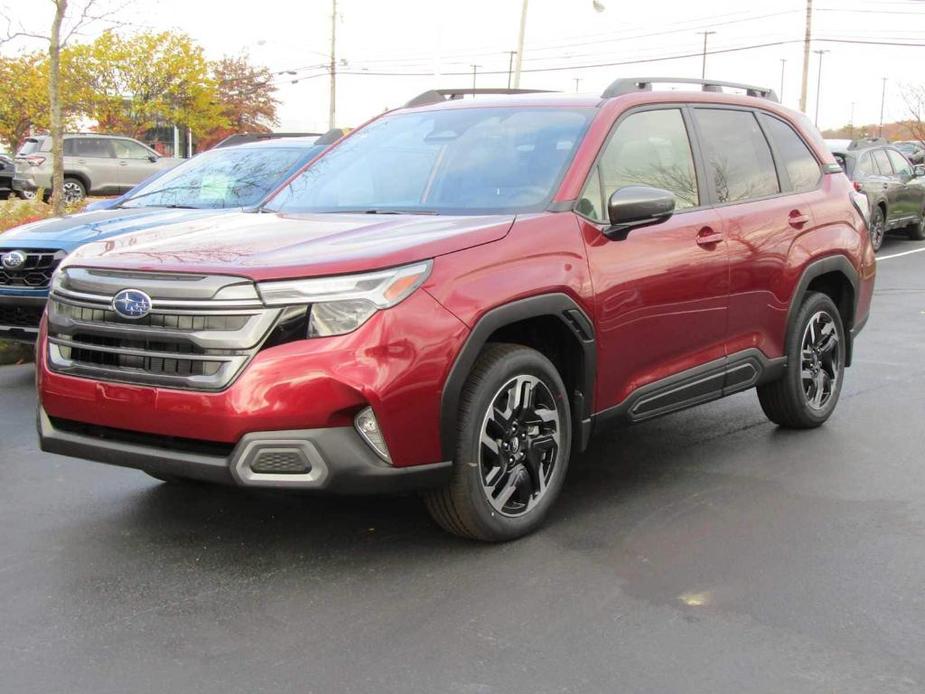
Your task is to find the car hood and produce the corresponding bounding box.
[0,208,227,251]
[65,211,516,280]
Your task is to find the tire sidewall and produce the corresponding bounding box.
[870,206,885,251]
[456,348,572,540]
[786,293,846,425]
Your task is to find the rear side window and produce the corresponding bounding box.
[579,108,699,220]
[72,138,113,158]
[694,108,779,203]
[760,115,821,193]
[855,153,875,178]
[872,149,892,175]
[886,149,912,177]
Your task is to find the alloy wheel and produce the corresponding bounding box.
[800,310,841,410]
[479,374,561,517]
[62,180,84,204]
[870,210,885,250]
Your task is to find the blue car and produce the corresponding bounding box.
[0,137,327,343]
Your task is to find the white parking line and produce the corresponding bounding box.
[877,247,925,261]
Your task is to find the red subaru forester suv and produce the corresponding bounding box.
[38,79,876,541]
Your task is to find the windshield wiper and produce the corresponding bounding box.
[355,209,438,215]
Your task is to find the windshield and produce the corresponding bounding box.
[266,107,594,215]
[119,146,315,209]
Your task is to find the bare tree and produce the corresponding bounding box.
[1,0,128,213]
[902,84,925,145]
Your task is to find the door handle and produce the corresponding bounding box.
[696,227,723,246]
[119,161,128,166]
[788,210,810,228]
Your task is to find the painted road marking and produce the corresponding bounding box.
[878,247,925,261]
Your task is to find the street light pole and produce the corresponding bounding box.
[779,58,786,103]
[813,49,828,127]
[698,31,716,79]
[506,51,516,89]
[799,0,813,112]
[512,0,528,88]
[879,77,888,137]
[328,0,337,129]
[471,64,481,90]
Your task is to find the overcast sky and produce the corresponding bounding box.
[5,0,925,133]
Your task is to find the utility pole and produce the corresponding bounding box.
[328,0,337,129]
[574,77,582,93]
[698,31,716,79]
[506,51,516,89]
[471,64,481,90]
[799,0,813,112]
[813,49,828,127]
[513,0,528,88]
[779,58,786,103]
[879,77,888,137]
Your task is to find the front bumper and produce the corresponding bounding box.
[38,408,452,493]
[0,295,45,344]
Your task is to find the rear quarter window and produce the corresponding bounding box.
[760,114,821,193]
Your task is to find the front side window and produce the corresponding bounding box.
[886,149,912,178]
[760,114,821,193]
[578,108,699,221]
[113,139,153,159]
[694,108,779,203]
[119,147,310,209]
[267,108,594,215]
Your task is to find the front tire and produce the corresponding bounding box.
[757,292,846,428]
[425,343,572,541]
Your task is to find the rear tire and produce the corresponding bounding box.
[424,343,572,541]
[757,292,846,429]
[62,177,86,204]
[869,205,886,251]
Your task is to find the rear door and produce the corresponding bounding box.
[693,106,823,360]
[70,138,120,193]
[871,148,903,225]
[886,148,922,221]
[576,106,728,412]
[111,139,161,191]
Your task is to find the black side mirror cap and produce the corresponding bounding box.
[604,185,676,240]
[914,164,925,178]
[148,154,159,163]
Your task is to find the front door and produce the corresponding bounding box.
[576,106,729,412]
[112,139,161,192]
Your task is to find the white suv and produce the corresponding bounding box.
[14,134,178,202]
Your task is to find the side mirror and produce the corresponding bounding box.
[148,154,159,163]
[604,186,676,240]
[914,164,925,178]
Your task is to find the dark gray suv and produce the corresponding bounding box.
[829,138,925,250]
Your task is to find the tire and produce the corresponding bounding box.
[869,205,886,251]
[907,212,925,241]
[757,292,846,429]
[424,343,572,541]
[61,177,86,204]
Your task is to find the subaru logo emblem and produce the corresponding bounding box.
[1,250,27,270]
[112,289,153,319]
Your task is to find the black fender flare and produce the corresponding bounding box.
[785,254,860,366]
[439,293,596,460]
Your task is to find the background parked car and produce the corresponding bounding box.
[0,153,13,199]
[0,137,329,344]
[828,137,925,250]
[12,134,179,203]
[893,140,925,164]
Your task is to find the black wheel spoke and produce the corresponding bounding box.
[800,309,841,411]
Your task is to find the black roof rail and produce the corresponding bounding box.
[601,77,778,102]
[405,88,555,108]
[846,137,888,150]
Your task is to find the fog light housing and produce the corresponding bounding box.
[355,406,391,463]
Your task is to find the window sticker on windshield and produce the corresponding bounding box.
[199,173,233,201]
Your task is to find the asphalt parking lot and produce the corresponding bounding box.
[1,235,924,694]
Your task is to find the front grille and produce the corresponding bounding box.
[49,416,236,457]
[46,268,283,391]
[0,249,64,288]
[0,304,44,329]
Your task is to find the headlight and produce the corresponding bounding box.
[257,261,432,337]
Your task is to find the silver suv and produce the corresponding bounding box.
[14,134,178,203]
